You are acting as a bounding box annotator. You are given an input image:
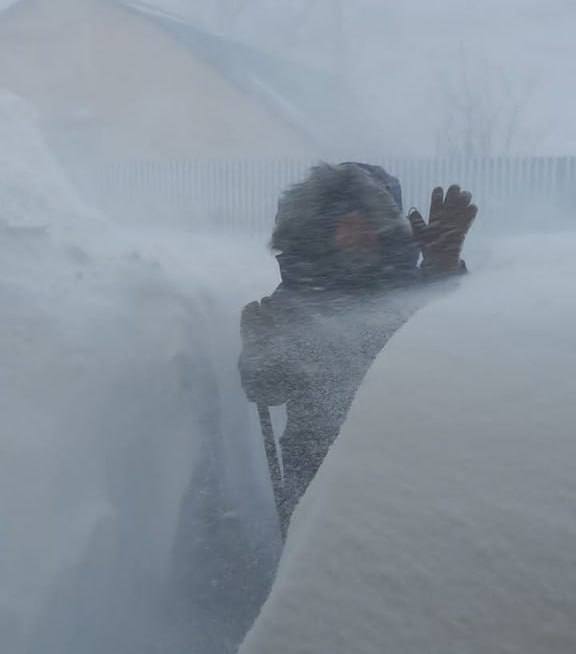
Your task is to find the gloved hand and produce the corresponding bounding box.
[408,185,477,275]
[240,297,277,347]
[239,297,291,406]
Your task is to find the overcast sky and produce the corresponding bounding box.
[2,0,575,155]
[122,0,576,155]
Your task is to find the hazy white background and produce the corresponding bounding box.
[21,0,570,156]
[0,2,575,654]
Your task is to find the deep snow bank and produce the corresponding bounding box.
[240,233,576,654]
[0,91,280,654]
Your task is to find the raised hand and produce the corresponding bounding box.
[239,297,291,406]
[408,185,477,274]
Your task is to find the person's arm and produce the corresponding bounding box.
[238,296,295,407]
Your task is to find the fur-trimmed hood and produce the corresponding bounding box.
[271,162,411,258]
[271,163,418,289]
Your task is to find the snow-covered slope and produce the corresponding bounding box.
[240,233,576,654]
[0,91,280,654]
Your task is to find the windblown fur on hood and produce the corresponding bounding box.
[271,162,410,259]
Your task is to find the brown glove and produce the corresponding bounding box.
[408,185,477,275]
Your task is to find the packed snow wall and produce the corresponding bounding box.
[0,91,281,654]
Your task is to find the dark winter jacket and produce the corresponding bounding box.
[239,275,430,528]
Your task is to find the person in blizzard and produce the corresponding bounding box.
[239,162,477,534]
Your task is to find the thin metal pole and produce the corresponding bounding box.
[257,403,285,538]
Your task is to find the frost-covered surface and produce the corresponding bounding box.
[0,92,281,654]
[240,233,576,654]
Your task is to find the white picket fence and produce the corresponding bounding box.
[72,157,576,231]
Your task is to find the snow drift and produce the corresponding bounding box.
[240,233,576,654]
[0,91,280,654]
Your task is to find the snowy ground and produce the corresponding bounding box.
[240,232,576,654]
